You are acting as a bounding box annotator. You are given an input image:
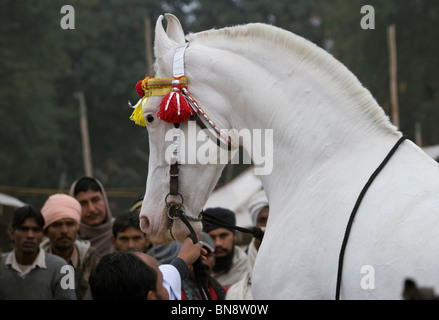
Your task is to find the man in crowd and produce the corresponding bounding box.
[202,207,251,288]
[69,176,115,256]
[0,206,76,299]
[181,231,228,300]
[129,193,181,263]
[111,210,152,253]
[226,189,269,299]
[89,237,207,300]
[40,193,101,300]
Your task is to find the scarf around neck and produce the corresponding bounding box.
[69,177,115,256]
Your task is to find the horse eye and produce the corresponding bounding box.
[146,114,155,123]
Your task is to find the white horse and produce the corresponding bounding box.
[137,13,439,299]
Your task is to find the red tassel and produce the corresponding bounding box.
[135,80,144,97]
[135,74,153,97]
[157,78,193,123]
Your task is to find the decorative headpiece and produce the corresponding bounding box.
[129,43,235,150]
[130,43,193,125]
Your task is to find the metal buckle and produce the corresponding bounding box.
[167,203,182,220]
[165,192,184,220]
[165,192,184,207]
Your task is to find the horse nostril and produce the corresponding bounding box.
[140,216,150,233]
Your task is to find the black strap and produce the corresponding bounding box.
[335,135,408,300]
[169,163,179,195]
[190,114,233,151]
[169,123,181,196]
[202,211,265,242]
[170,205,212,300]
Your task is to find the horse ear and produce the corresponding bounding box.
[154,14,183,74]
[164,13,185,45]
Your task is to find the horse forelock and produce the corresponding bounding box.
[186,23,399,135]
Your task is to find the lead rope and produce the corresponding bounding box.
[202,211,265,242]
[335,135,408,300]
[168,203,213,300]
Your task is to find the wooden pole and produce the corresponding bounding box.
[144,16,154,75]
[387,24,399,128]
[75,91,93,177]
[415,121,422,146]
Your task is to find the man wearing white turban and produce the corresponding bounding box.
[226,189,269,300]
[247,189,270,228]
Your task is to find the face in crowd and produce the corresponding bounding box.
[208,227,237,273]
[112,226,147,252]
[10,217,44,259]
[75,189,106,226]
[45,218,78,251]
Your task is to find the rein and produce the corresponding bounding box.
[166,196,213,300]
[202,211,265,242]
[335,134,408,300]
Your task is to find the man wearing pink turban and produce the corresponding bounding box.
[40,193,101,300]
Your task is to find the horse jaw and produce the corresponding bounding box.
[139,14,233,244]
[138,108,229,244]
[139,156,226,244]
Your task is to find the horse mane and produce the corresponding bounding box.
[186,23,399,134]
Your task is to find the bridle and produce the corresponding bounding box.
[130,42,264,300]
[130,41,237,237]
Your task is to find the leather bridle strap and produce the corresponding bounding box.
[169,162,179,196]
[187,108,234,151]
[169,122,181,196]
[335,135,408,300]
[169,206,212,300]
[202,211,265,242]
[166,121,212,300]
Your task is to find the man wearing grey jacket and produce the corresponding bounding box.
[0,206,76,300]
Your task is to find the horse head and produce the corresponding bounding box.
[137,14,233,244]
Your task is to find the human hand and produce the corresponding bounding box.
[177,237,208,266]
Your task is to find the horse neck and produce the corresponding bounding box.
[186,33,401,210]
[221,51,402,207]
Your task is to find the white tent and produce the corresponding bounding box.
[422,144,439,162]
[0,193,26,209]
[0,193,26,252]
[204,166,263,228]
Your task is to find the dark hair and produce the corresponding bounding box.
[202,207,236,234]
[131,192,144,207]
[89,251,157,300]
[11,206,45,230]
[112,210,142,237]
[73,177,102,196]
